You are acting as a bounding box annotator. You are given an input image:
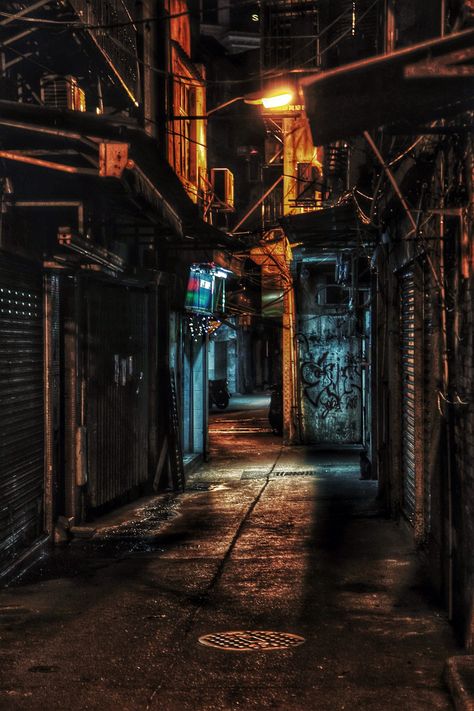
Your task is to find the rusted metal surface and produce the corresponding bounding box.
[0,254,44,573]
[198,631,305,651]
[85,282,149,509]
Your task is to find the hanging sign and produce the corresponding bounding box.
[184,263,230,316]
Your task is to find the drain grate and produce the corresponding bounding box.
[272,470,318,477]
[198,630,305,651]
[242,470,319,479]
[241,470,268,479]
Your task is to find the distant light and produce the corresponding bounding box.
[252,13,259,21]
[261,92,293,109]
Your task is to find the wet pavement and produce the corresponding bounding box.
[0,395,459,709]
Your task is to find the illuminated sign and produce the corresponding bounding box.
[185,263,230,316]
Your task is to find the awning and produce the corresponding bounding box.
[300,28,474,146]
[280,200,375,249]
[0,99,238,250]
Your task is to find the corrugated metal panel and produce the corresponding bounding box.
[0,255,44,572]
[400,270,416,523]
[86,282,149,509]
[423,266,434,534]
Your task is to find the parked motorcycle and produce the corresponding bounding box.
[209,379,230,410]
[268,383,283,435]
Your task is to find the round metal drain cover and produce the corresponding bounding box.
[198,630,305,652]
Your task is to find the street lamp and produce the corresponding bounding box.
[168,87,296,120]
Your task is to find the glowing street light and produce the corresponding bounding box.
[243,88,295,109]
[260,92,294,109]
[171,88,296,120]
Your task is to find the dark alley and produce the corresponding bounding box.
[0,404,459,709]
[0,1,473,709]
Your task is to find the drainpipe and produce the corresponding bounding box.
[437,152,454,621]
[64,277,80,522]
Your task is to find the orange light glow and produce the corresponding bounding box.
[261,92,294,109]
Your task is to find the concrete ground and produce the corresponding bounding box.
[0,395,460,710]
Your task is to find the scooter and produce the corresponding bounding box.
[209,379,230,410]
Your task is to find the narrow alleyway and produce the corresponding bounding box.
[0,401,458,710]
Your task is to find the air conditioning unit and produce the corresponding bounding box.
[40,75,86,112]
[210,168,234,211]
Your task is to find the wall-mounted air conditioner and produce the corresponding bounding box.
[40,75,86,112]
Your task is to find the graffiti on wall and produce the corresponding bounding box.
[296,314,364,443]
[298,346,362,419]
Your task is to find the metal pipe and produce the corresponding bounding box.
[0,149,97,175]
[231,174,284,233]
[43,274,54,536]
[0,0,50,26]
[2,28,37,45]
[363,130,418,232]
[4,53,33,70]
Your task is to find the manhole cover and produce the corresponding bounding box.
[198,630,305,651]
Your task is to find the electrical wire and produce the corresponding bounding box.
[0,0,381,87]
[0,1,260,28]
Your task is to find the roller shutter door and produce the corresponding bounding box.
[400,270,416,523]
[0,255,44,573]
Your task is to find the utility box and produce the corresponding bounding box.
[99,143,131,178]
[211,168,234,211]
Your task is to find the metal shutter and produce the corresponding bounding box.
[86,282,149,509]
[0,256,44,572]
[422,266,434,534]
[400,270,416,523]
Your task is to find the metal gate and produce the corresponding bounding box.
[0,254,44,573]
[86,282,149,509]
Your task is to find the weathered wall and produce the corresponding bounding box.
[453,145,474,648]
[296,259,367,445]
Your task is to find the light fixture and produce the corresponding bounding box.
[261,92,294,109]
[244,89,294,109]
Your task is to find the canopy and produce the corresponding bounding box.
[300,28,474,146]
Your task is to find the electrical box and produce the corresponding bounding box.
[210,168,234,211]
[99,143,131,178]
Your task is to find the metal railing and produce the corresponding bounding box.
[69,0,139,104]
